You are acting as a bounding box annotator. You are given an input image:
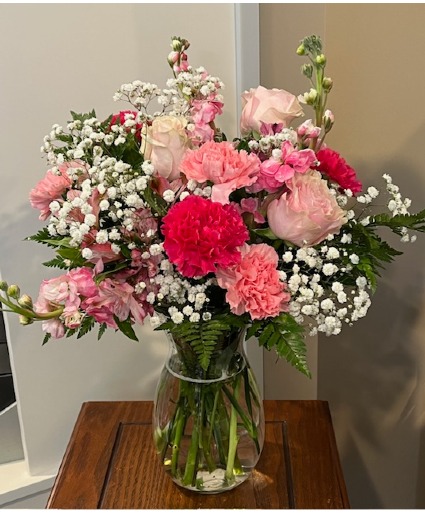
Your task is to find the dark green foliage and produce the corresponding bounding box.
[158,315,245,371]
[114,316,138,342]
[248,314,311,378]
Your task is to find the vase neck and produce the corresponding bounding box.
[166,327,247,382]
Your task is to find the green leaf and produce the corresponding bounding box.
[42,332,51,346]
[27,230,73,249]
[258,315,311,378]
[114,316,139,342]
[98,323,107,341]
[77,316,95,339]
[252,228,280,241]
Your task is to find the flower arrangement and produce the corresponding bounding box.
[1,35,425,492]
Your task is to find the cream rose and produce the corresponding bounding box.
[141,115,189,180]
[267,171,347,247]
[240,85,304,136]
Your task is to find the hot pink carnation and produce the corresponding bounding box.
[267,171,347,247]
[315,148,362,194]
[216,243,290,320]
[179,141,260,204]
[161,195,249,278]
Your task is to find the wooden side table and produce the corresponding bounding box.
[46,400,350,509]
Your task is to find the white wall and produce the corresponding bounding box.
[0,3,240,477]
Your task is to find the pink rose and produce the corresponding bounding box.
[216,243,290,320]
[141,115,189,181]
[29,162,83,220]
[240,86,304,136]
[179,141,260,204]
[267,171,347,247]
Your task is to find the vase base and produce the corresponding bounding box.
[171,467,251,494]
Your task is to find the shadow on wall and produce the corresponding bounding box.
[318,158,425,508]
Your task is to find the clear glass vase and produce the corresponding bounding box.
[153,327,265,494]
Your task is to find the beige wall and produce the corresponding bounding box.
[261,3,425,509]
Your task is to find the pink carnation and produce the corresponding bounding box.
[315,148,362,194]
[179,141,260,204]
[29,162,80,220]
[216,243,290,320]
[161,195,249,278]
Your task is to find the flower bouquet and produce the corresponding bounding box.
[1,35,425,493]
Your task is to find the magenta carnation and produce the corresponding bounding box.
[315,148,362,194]
[161,195,249,278]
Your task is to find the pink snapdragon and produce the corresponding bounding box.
[34,267,97,337]
[254,141,316,192]
[189,97,224,144]
[216,243,290,320]
[180,141,260,204]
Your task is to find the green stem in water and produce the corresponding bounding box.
[225,376,241,482]
[199,387,217,473]
[182,412,200,486]
[171,406,187,476]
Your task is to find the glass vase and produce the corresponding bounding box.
[153,327,265,494]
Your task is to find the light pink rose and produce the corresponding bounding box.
[216,243,290,320]
[240,86,304,136]
[267,171,347,247]
[179,141,260,204]
[141,115,189,181]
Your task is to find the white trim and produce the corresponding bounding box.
[234,3,260,120]
[0,460,54,507]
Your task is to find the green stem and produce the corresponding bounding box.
[0,294,63,320]
[225,376,241,482]
[199,387,217,473]
[171,406,187,476]
[182,413,200,486]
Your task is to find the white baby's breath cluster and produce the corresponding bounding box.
[149,259,215,327]
[248,128,298,155]
[41,121,162,250]
[279,244,371,336]
[113,67,224,121]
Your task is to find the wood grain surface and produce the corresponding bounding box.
[46,400,350,509]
